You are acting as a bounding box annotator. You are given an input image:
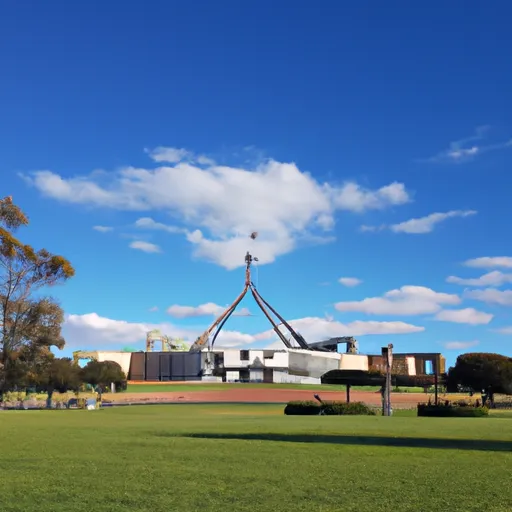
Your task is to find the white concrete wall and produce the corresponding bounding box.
[339,354,369,371]
[250,350,265,368]
[273,370,321,385]
[223,349,267,368]
[263,351,289,368]
[223,350,246,368]
[287,349,341,379]
[406,356,416,375]
[225,371,239,382]
[250,369,264,382]
[96,352,133,376]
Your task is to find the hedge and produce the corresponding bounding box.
[417,403,489,418]
[284,400,376,416]
[284,401,321,415]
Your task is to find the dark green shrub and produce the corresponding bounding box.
[284,400,376,416]
[284,400,321,415]
[417,403,489,417]
[322,401,376,416]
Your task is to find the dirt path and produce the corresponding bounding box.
[110,388,430,407]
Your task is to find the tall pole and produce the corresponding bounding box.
[381,344,393,416]
[387,343,393,416]
[434,357,439,406]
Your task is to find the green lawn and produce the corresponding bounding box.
[0,405,510,512]
[125,382,426,393]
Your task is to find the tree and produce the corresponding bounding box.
[36,356,83,408]
[0,196,74,398]
[81,360,127,399]
[447,352,512,406]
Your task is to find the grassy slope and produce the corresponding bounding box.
[0,405,510,512]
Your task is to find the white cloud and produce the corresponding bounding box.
[145,146,190,163]
[443,340,480,350]
[167,303,253,319]
[362,210,477,234]
[434,308,493,325]
[447,271,512,287]
[145,146,216,166]
[330,181,410,212]
[63,312,423,352]
[135,217,183,234]
[129,240,162,253]
[422,126,512,163]
[335,285,460,316]
[339,277,362,287]
[63,312,255,349]
[464,257,512,269]
[167,302,225,318]
[22,149,411,269]
[255,316,424,347]
[464,288,512,306]
[148,306,159,312]
[64,313,151,346]
[494,326,512,334]
[233,307,253,317]
[93,225,113,233]
[390,210,477,234]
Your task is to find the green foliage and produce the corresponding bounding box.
[322,401,376,416]
[81,360,127,393]
[322,369,441,388]
[0,196,74,394]
[284,400,321,415]
[447,352,512,395]
[417,401,489,417]
[37,357,83,394]
[284,400,376,416]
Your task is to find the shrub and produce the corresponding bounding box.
[417,402,489,418]
[284,401,321,415]
[322,401,376,416]
[284,400,376,416]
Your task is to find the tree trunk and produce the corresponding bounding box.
[46,389,53,409]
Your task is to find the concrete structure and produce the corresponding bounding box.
[73,350,133,376]
[78,347,444,384]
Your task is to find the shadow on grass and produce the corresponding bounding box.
[157,432,512,452]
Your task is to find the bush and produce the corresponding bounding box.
[284,401,321,415]
[284,400,376,416]
[322,401,376,416]
[417,402,489,418]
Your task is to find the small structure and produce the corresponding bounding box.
[146,329,188,352]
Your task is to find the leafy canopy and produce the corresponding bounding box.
[447,352,512,395]
[0,196,75,391]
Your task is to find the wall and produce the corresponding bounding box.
[262,351,289,369]
[287,349,341,378]
[223,349,271,368]
[406,357,416,375]
[225,371,240,382]
[96,352,133,376]
[339,354,369,371]
[250,369,264,382]
[273,370,321,385]
[222,350,242,368]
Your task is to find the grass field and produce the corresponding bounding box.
[125,382,426,393]
[0,405,511,512]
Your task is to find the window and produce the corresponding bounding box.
[240,350,250,361]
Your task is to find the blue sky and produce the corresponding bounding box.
[3,1,512,365]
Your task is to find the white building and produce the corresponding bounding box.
[209,347,371,384]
